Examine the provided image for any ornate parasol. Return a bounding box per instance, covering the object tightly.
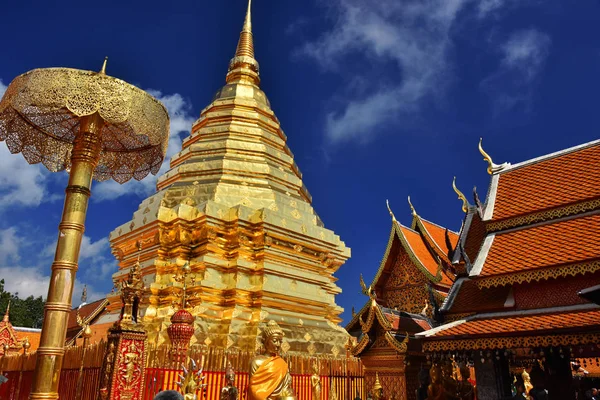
[0,58,170,399]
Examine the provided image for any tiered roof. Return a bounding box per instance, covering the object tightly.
[0,303,41,355]
[420,139,600,350]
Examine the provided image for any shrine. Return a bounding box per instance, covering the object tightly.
[416,139,600,399]
[346,201,457,399]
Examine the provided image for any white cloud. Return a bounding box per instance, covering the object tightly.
[0,79,6,98]
[94,91,195,201]
[482,28,551,113]
[500,29,551,81]
[0,266,104,304]
[0,228,20,264]
[298,0,469,144]
[0,145,49,211]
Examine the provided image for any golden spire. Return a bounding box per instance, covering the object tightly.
[452,176,469,213]
[386,199,397,222]
[227,0,260,85]
[373,372,383,391]
[407,196,417,217]
[2,301,10,323]
[99,56,108,75]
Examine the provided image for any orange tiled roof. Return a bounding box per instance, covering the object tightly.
[13,329,41,352]
[446,279,511,314]
[419,218,459,255]
[480,213,600,277]
[400,226,454,286]
[492,143,600,221]
[67,298,108,330]
[428,308,600,338]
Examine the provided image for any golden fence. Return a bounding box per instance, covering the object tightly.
[0,342,364,400]
[0,341,106,400]
[144,344,365,400]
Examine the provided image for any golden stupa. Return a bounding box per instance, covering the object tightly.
[100,0,351,354]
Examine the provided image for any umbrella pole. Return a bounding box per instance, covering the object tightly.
[30,113,104,400]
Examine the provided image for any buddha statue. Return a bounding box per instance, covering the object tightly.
[441,361,459,400]
[456,365,475,400]
[221,361,239,400]
[310,363,322,400]
[427,365,447,400]
[248,320,296,400]
[521,369,533,395]
[372,373,383,400]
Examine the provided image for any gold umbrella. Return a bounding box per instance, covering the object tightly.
[0,58,170,399]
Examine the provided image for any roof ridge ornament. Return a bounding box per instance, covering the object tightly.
[452,177,470,213]
[99,56,108,75]
[479,138,510,175]
[2,300,10,322]
[386,199,398,222]
[407,196,417,217]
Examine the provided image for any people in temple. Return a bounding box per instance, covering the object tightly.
[153,391,184,400]
[221,361,239,400]
[248,320,296,400]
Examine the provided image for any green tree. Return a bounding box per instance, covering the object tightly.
[0,279,45,328]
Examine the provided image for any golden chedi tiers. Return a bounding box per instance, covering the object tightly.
[105,0,351,355]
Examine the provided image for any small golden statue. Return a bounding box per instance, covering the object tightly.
[248,320,296,400]
[221,361,239,400]
[177,358,207,400]
[372,373,383,400]
[522,369,533,395]
[310,363,322,400]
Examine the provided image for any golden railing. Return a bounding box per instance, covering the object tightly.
[144,344,365,400]
[0,342,364,400]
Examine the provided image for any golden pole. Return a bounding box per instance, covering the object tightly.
[30,113,104,400]
[75,326,92,400]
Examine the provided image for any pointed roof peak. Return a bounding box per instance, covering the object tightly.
[227,0,260,85]
[2,301,10,323]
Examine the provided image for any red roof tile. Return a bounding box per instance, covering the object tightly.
[400,226,454,286]
[67,299,108,330]
[480,213,600,277]
[447,280,511,314]
[492,143,600,221]
[429,308,600,338]
[420,219,459,255]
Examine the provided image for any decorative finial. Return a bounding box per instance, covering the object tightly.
[99,56,108,75]
[452,177,469,213]
[478,138,510,175]
[2,300,10,322]
[386,199,397,222]
[407,196,417,217]
[243,0,252,33]
[81,284,88,304]
[373,372,383,391]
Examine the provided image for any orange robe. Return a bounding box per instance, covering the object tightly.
[249,356,289,400]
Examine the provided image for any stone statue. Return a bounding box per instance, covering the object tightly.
[221,361,239,400]
[248,320,296,400]
[310,363,321,400]
[521,369,533,395]
[456,365,475,400]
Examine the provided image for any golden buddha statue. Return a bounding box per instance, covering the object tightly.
[427,365,447,400]
[372,373,383,400]
[456,365,475,400]
[310,363,322,400]
[522,369,533,395]
[249,320,296,400]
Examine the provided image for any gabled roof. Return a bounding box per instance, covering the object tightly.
[412,216,459,265]
[371,219,455,292]
[66,298,109,345]
[483,140,600,230]
[470,213,600,286]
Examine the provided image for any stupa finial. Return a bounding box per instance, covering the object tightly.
[2,301,10,322]
[99,56,108,75]
[227,0,260,84]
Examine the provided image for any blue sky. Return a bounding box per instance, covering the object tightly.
[0,0,599,322]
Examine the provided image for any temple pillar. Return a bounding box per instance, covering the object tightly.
[474,354,511,399]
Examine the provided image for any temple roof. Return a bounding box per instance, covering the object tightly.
[471,213,600,283]
[420,305,600,340]
[66,298,109,345]
[483,139,600,227]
